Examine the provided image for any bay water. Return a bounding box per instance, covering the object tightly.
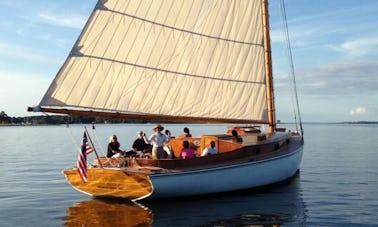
[0,123,377,226]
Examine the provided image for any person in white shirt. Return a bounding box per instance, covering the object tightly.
[143,124,172,159]
[201,141,218,156]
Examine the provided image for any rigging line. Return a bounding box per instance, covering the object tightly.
[90,127,119,168]
[278,1,297,131]
[65,125,86,163]
[279,1,299,129]
[281,2,298,129]
[102,6,263,47]
[78,54,266,85]
[84,127,103,168]
[280,0,303,135]
[90,125,105,157]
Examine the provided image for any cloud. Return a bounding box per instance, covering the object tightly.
[271,26,321,49]
[270,1,378,61]
[37,12,86,29]
[350,107,368,115]
[334,38,378,57]
[294,61,378,95]
[0,42,61,64]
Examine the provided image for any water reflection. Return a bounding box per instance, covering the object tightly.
[65,173,306,226]
[65,199,152,226]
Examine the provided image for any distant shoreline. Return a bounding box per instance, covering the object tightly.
[1,111,377,126]
[299,121,378,125]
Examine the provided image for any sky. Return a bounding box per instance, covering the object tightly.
[0,0,377,122]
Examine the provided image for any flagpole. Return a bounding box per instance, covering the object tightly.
[85,126,103,168]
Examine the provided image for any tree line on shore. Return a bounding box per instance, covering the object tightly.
[1,110,377,125]
[0,111,140,125]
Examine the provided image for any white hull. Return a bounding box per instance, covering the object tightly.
[65,133,303,200]
[147,145,303,199]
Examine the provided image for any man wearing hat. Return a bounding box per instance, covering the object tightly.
[143,124,172,159]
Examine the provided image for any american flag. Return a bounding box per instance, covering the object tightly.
[85,140,94,155]
[77,132,89,183]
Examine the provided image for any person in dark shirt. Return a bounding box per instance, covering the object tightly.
[183,127,192,137]
[132,131,151,157]
[107,135,123,158]
[231,130,243,143]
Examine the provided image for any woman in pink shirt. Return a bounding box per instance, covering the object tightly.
[180,140,196,159]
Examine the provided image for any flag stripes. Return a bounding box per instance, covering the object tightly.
[86,142,93,155]
[77,132,89,183]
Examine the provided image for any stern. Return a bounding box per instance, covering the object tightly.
[63,168,153,200]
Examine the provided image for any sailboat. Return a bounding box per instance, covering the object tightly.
[28,0,303,200]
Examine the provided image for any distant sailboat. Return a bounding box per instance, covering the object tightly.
[28,0,303,200]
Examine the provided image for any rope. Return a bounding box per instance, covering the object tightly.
[65,124,81,157]
[89,124,119,167]
[279,0,304,136]
[65,124,106,167]
[89,125,105,156]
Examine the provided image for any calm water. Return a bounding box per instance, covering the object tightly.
[0,123,377,226]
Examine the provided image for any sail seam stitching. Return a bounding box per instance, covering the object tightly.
[77,54,265,85]
[102,8,263,47]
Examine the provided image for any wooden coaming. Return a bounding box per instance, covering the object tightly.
[94,133,302,173]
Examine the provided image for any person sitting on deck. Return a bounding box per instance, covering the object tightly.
[201,141,218,156]
[107,135,124,158]
[132,131,152,158]
[143,124,172,159]
[231,130,243,143]
[183,127,192,137]
[178,127,192,138]
[180,140,196,159]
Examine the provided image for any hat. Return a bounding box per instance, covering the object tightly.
[153,124,164,130]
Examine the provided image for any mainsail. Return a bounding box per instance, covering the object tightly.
[32,0,274,124]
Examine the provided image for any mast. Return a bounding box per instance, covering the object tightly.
[262,0,276,133]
